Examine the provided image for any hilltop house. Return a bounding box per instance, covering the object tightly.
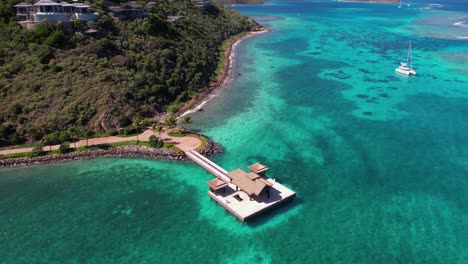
[109,2,149,21]
[192,0,211,9]
[14,0,98,28]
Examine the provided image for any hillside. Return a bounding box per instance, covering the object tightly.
[0,0,259,146]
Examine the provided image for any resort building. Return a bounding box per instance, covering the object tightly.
[109,2,149,21]
[227,167,273,199]
[14,0,98,26]
[192,0,212,9]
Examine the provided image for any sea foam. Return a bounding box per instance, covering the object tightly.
[453,21,468,27]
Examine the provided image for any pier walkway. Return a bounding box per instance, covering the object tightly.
[185,150,230,182]
[185,150,296,222]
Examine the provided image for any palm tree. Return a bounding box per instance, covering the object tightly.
[181,116,192,135]
[165,115,177,134]
[133,117,143,142]
[155,125,163,140]
[80,127,93,147]
[42,134,54,151]
[151,124,157,136]
[68,127,78,149]
[166,105,178,115]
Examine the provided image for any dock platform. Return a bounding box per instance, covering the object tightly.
[185,150,296,222]
[208,179,296,222]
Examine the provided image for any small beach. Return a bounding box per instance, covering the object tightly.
[178,29,270,117]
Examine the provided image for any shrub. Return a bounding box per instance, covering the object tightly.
[106,128,118,136]
[59,142,71,154]
[31,143,45,157]
[74,19,82,31]
[149,135,162,148]
[116,115,131,127]
[124,125,139,135]
[44,29,66,48]
[10,103,23,115]
[93,143,111,149]
[58,131,71,143]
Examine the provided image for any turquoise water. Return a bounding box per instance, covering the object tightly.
[1,1,467,263]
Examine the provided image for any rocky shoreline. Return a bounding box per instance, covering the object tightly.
[0,137,222,168]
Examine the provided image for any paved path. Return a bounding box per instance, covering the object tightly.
[0,129,202,155]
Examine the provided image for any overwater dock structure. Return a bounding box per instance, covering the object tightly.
[185,150,296,222]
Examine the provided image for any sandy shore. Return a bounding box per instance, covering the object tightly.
[178,28,270,117]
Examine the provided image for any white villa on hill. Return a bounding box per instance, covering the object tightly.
[14,0,98,25]
[192,0,211,9]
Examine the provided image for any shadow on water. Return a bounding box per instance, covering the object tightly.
[245,196,303,228]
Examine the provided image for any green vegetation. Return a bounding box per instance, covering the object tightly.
[4,152,33,158]
[165,115,177,133]
[5,148,59,158]
[180,116,192,134]
[31,142,45,156]
[170,145,183,153]
[148,135,163,148]
[192,134,208,151]
[0,138,177,159]
[168,132,185,137]
[0,0,259,147]
[59,142,71,154]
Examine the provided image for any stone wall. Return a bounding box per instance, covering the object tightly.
[0,136,223,168]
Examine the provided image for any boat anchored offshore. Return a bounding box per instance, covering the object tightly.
[395,40,416,76]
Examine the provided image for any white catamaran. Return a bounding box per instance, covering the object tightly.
[395,40,416,76]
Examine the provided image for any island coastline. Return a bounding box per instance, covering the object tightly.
[0,28,268,168]
[179,28,270,117]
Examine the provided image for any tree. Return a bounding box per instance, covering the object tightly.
[59,142,71,154]
[42,133,58,151]
[165,115,177,133]
[58,131,71,143]
[68,127,78,149]
[149,135,162,148]
[31,143,45,157]
[181,116,192,135]
[133,118,142,141]
[155,125,163,140]
[80,127,93,147]
[166,105,178,115]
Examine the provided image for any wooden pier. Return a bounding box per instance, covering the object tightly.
[185,150,296,222]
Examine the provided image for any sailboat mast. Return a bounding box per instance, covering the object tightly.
[406,41,410,65]
[409,40,413,70]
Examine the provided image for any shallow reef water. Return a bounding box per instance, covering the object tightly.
[1,1,467,263]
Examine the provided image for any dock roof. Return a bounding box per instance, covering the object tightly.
[248,162,269,174]
[207,178,228,191]
[227,168,272,197]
